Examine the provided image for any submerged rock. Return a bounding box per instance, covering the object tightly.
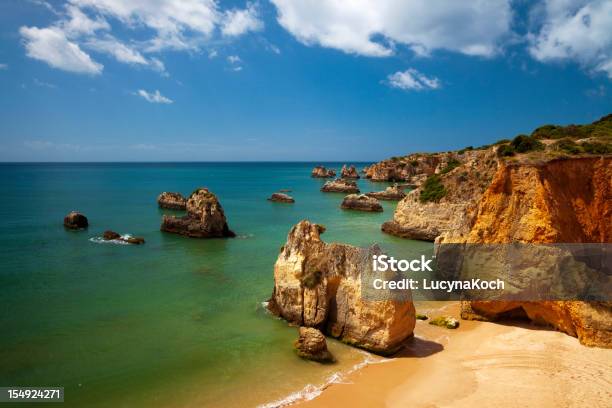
[161,188,235,238]
[340,164,360,179]
[64,211,88,230]
[429,316,459,329]
[157,192,187,210]
[340,194,383,212]
[416,314,428,321]
[320,179,360,193]
[311,166,336,178]
[294,327,334,363]
[268,193,295,203]
[268,220,416,354]
[366,184,406,201]
[102,230,145,245]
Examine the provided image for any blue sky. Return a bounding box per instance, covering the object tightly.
[0,0,610,162]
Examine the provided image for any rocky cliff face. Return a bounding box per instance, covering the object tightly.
[383,148,499,241]
[161,188,235,238]
[268,220,416,354]
[454,156,612,348]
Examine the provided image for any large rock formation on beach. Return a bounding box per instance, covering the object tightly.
[64,211,88,230]
[268,192,295,203]
[294,327,334,363]
[161,188,235,238]
[311,166,336,178]
[366,184,406,201]
[268,220,416,354]
[321,179,360,193]
[157,192,187,210]
[340,164,360,179]
[376,114,612,347]
[341,194,383,212]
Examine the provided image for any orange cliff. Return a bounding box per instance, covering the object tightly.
[448,156,611,348]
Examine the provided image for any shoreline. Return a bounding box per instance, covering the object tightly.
[272,302,612,408]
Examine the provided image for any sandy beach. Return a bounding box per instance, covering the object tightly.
[298,303,612,408]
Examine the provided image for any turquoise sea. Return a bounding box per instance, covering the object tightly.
[0,163,431,407]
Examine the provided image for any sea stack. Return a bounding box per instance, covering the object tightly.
[268,220,416,354]
[340,164,360,179]
[157,192,187,210]
[161,188,235,238]
[320,178,360,193]
[340,194,383,212]
[311,166,336,178]
[268,192,295,203]
[64,211,88,230]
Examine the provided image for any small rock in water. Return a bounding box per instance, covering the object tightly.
[268,192,295,203]
[294,327,334,363]
[103,230,145,245]
[311,166,336,178]
[321,178,360,193]
[64,211,88,230]
[340,164,360,179]
[416,313,429,320]
[429,316,460,329]
[340,194,383,212]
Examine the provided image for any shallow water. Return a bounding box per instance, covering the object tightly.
[0,163,431,407]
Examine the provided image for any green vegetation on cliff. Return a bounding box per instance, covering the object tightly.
[420,175,446,203]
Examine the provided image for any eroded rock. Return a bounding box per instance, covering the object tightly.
[161,188,235,238]
[102,230,145,244]
[157,192,187,210]
[340,194,383,212]
[321,179,360,194]
[268,193,295,203]
[64,211,88,230]
[294,327,334,363]
[340,164,360,179]
[268,220,416,354]
[311,166,336,178]
[366,184,406,201]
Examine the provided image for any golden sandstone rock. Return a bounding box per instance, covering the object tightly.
[268,220,415,354]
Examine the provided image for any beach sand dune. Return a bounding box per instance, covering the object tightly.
[299,303,612,408]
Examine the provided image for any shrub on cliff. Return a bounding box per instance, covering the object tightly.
[582,142,612,154]
[441,158,461,174]
[420,175,446,203]
[554,138,581,154]
[511,134,544,153]
[497,144,515,157]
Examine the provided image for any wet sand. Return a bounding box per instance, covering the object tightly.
[297,303,612,408]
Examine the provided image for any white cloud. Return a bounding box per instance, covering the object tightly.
[386,68,440,91]
[21,0,265,75]
[135,89,173,104]
[72,0,220,51]
[19,26,103,74]
[208,49,218,58]
[528,0,612,78]
[221,3,263,37]
[270,0,513,57]
[61,4,109,35]
[227,55,241,64]
[0,63,7,70]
